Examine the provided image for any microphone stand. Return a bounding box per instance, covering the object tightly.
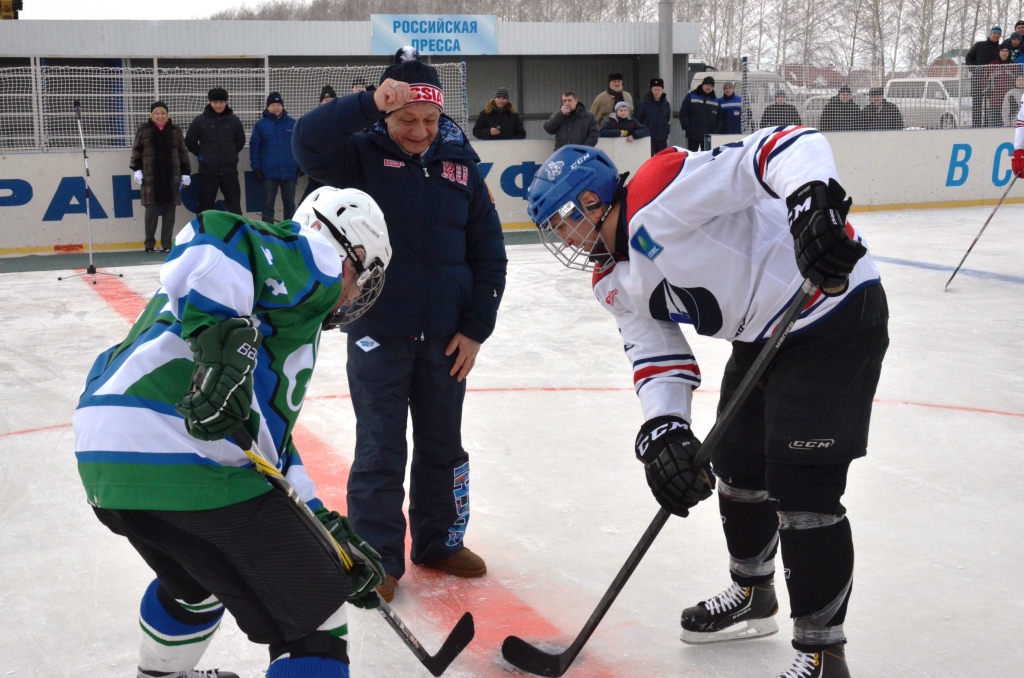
[58,99,123,285]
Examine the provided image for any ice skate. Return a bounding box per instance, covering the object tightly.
[776,643,850,678]
[680,580,779,644]
[138,669,239,678]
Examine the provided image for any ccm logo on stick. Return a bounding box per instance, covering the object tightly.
[788,439,835,449]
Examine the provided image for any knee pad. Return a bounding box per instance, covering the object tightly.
[718,481,779,585]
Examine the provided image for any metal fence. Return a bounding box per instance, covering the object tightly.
[0,63,469,153]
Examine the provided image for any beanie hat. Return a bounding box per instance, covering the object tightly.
[495,87,511,99]
[839,84,852,94]
[150,100,168,113]
[207,87,228,102]
[991,25,1003,34]
[649,78,664,88]
[319,85,337,102]
[702,76,715,86]
[380,46,444,110]
[614,101,631,112]
[266,91,283,107]
[868,86,884,97]
[723,81,735,89]
[608,72,624,82]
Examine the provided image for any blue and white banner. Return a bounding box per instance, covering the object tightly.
[371,14,498,56]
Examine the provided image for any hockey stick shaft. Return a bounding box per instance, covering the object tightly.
[501,278,818,677]
[945,174,1017,290]
[234,429,474,676]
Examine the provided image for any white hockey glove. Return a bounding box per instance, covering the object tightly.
[180,175,191,187]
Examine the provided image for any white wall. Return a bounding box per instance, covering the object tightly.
[0,138,652,255]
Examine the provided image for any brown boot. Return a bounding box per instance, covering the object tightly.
[423,548,487,577]
[376,575,398,603]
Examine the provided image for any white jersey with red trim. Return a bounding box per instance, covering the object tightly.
[592,125,880,424]
[1015,98,1024,149]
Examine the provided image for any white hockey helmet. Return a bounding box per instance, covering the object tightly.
[293,186,393,329]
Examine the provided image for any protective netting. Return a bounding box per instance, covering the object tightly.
[0,63,468,152]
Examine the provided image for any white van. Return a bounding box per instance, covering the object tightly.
[689,70,805,127]
[883,78,971,129]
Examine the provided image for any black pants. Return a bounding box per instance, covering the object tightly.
[197,172,241,215]
[144,202,177,250]
[650,138,668,155]
[93,490,350,648]
[686,137,703,152]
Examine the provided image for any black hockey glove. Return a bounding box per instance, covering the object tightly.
[175,317,261,441]
[786,179,866,297]
[321,511,386,610]
[635,415,715,517]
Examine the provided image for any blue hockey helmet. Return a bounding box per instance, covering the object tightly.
[526,145,623,270]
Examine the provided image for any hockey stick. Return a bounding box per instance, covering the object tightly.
[945,173,1017,290]
[233,429,475,677]
[501,278,818,677]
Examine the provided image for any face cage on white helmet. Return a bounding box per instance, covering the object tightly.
[537,199,613,271]
[322,263,386,331]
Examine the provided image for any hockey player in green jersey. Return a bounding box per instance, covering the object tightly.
[74,187,392,678]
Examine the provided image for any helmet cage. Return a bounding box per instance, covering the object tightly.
[536,197,612,271]
[313,205,388,330]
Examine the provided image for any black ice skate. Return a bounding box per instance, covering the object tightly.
[680,580,779,644]
[137,670,239,678]
[776,643,851,678]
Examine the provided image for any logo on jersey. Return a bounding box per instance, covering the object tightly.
[441,161,469,186]
[384,159,405,168]
[605,288,618,306]
[630,225,663,261]
[264,278,287,296]
[355,336,380,352]
[788,439,835,449]
[544,160,564,180]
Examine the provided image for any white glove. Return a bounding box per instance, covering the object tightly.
[180,175,191,187]
[133,170,143,186]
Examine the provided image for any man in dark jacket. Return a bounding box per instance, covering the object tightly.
[819,85,862,132]
[634,78,672,155]
[472,87,527,140]
[599,101,651,142]
[719,81,743,134]
[860,87,904,130]
[292,47,507,604]
[679,76,723,151]
[967,27,1005,127]
[759,90,803,128]
[185,87,246,215]
[544,91,599,149]
[250,92,298,223]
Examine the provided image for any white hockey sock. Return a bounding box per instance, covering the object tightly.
[137,579,225,672]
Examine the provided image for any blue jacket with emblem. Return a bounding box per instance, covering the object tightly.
[718,93,743,134]
[292,92,507,343]
[250,109,298,180]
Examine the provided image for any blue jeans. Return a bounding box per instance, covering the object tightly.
[345,334,470,579]
[261,178,296,223]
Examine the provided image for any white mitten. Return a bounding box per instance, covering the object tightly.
[133,170,143,186]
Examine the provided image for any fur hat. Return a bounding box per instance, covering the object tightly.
[207,87,228,102]
[380,46,444,110]
[608,72,624,82]
[150,100,168,113]
[649,78,664,88]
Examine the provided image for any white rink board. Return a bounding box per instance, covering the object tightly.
[0,139,651,254]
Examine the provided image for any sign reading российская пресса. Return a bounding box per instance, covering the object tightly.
[371,15,498,56]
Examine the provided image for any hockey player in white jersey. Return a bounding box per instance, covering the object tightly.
[1012,98,1024,175]
[525,127,889,678]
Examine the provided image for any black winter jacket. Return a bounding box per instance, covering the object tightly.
[472,106,526,140]
[598,114,650,139]
[819,97,862,132]
[634,92,672,141]
[759,103,803,128]
[967,38,1004,67]
[185,105,246,175]
[292,92,507,343]
[543,102,599,149]
[679,87,723,140]
[859,101,904,131]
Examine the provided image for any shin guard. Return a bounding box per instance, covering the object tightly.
[138,578,224,673]
[718,482,780,586]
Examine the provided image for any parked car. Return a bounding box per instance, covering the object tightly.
[883,78,971,129]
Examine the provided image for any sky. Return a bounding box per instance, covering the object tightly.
[18,0,252,20]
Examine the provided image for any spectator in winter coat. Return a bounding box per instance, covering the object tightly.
[967,27,1005,127]
[250,92,298,223]
[129,101,191,253]
[1003,22,1024,53]
[1003,75,1024,126]
[472,87,527,140]
[1006,32,1024,61]
[759,90,803,128]
[185,87,246,215]
[859,87,904,130]
[591,72,634,125]
[599,101,650,143]
[292,47,507,603]
[679,76,723,151]
[986,49,1020,126]
[301,85,338,202]
[719,81,743,134]
[634,78,672,155]
[819,85,862,132]
[544,92,599,149]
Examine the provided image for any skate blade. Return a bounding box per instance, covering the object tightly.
[680,617,779,645]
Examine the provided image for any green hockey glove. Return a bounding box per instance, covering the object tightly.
[321,511,386,609]
[175,317,261,441]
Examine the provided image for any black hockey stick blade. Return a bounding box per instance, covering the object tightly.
[501,635,573,677]
[378,602,474,676]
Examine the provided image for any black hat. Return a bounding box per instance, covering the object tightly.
[380,46,444,110]
[266,91,283,107]
[649,78,664,88]
[839,85,852,94]
[608,72,624,82]
[319,85,337,102]
[702,76,716,86]
[495,87,510,99]
[150,100,168,113]
[775,89,787,98]
[868,86,884,97]
[207,87,228,102]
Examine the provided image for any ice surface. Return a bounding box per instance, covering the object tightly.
[2,204,1024,677]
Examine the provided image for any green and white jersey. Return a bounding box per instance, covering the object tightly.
[74,211,343,512]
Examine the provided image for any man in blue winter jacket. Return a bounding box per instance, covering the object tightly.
[250,92,298,223]
[679,76,724,151]
[292,47,507,604]
[719,81,743,134]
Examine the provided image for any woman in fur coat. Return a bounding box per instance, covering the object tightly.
[130,101,192,252]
